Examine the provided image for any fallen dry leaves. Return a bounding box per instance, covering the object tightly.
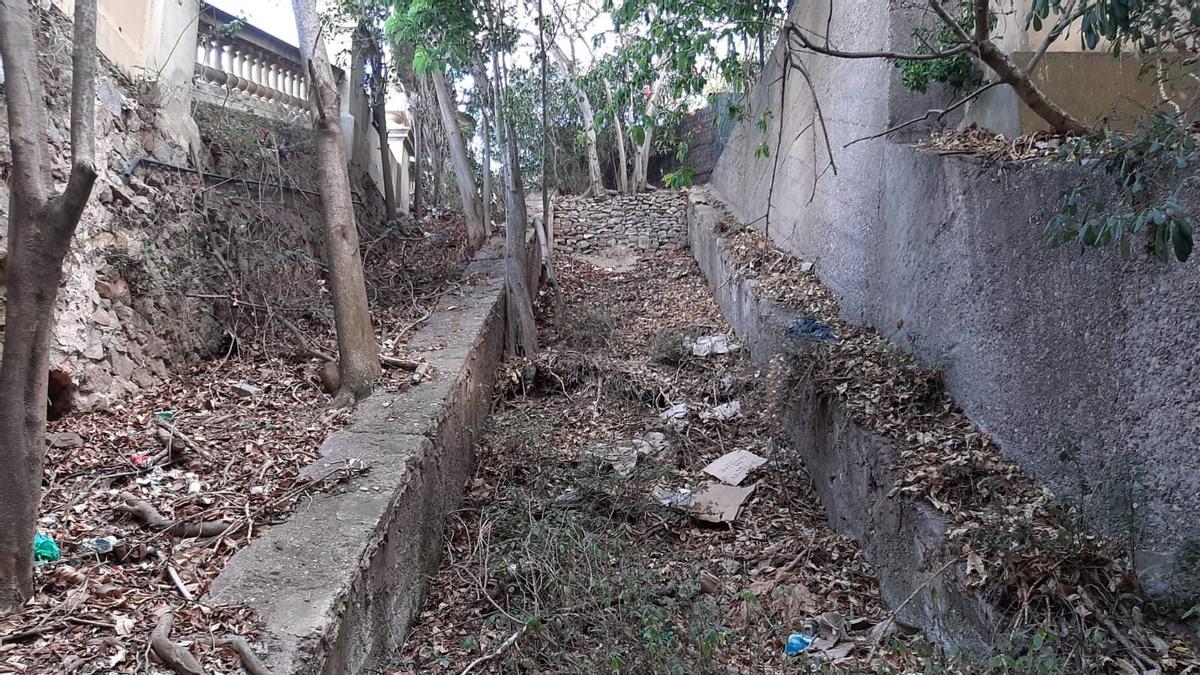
[712,209,1200,672]
[0,216,472,674]
[389,250,936,674]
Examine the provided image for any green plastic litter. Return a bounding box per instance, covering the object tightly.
[33,532,60,564]
[156,411,176,422]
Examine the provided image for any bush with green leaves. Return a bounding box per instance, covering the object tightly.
[1049,112,1196,263]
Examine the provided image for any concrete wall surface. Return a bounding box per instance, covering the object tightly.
[208,240,515,674]
[710,0,1200,599]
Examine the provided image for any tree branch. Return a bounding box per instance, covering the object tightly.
[786,23,972,61]
[0,0,51,203]
[1026,0,1081,74]
[844,81,1002,147]
[60,0,99,227]
[928,0,976,47]
[974,0,990,44]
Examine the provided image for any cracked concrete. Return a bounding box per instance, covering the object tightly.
[207,240,514,674]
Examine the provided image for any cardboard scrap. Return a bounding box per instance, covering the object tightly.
[688,482,755,523]
[702,449,767,486]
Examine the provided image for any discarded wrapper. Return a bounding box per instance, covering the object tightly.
[684,334,741,357]
[700,400,741,422]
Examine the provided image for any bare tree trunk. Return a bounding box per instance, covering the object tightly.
[373,100,398,222]
[536,0,558,282]
[632,128,653,192]
[412,119,424,216]
[547,42,604,196]
[0,0,99,607]
[431,69,487,249]
[606,84,629,194]
[473,59,493,229]
[293,0,380,406]
[491,47,538,356]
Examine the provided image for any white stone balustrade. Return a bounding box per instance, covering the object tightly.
[193,20,307,111]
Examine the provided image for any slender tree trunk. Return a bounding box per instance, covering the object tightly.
[412,119,424,216]
[473,59,493,229]
[632,128,653,192]
[536,0,557,279]
[372,100,398,222]
[547,42,604,196]
[0,0,99,607]
[631,77,664,192]
[293,0,380,406]
[606,84,629,194]
[431,69,487,249]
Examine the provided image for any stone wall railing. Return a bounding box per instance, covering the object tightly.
[554,190,688,255]
[194,7,309,113]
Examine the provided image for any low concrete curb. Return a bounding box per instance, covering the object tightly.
[208,240,514,674]
[687,193,999,654]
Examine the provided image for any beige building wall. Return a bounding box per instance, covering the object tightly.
[965,0,1168,134]
[52,0,201,146]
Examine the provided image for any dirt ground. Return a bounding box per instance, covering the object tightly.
[0,218,471,674]
[386,251,943,674]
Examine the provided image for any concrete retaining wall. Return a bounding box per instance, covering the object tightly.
[709,0,1200,600]
[207,240,518,674]
[688,199,1000,653]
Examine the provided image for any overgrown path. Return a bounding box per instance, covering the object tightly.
[389,251,934,673]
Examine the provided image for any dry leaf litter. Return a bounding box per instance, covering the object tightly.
[388,250,950,674]
[0,216,472,674]
[705,198,1200,673]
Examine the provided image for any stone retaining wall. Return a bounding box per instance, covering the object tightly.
[553,190,688,255]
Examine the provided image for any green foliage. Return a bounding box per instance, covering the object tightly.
[1048,113,1197,263]
[386,0,499,72]
[1028,0,1197,55]
[662,165,694,188]
[1027,2,1200,263]
[893,2,982,94]
[988,627,1068,674]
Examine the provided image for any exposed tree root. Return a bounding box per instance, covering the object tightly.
[117,492,233,538]
[201,635,274,675]
[149,613,204,675]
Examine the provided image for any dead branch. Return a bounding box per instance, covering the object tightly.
[460,627,524,674]
[380,355,422,371]
[167,565,195,602]
[117,492,232,539]
[843,81,1002,148]
[1079,589,1157,670]
[280,315,335,363]
[154,417,207,458]
[200,635,273,675]
[150,613,205,675]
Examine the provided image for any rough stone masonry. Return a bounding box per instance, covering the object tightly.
[553,190,688,255]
